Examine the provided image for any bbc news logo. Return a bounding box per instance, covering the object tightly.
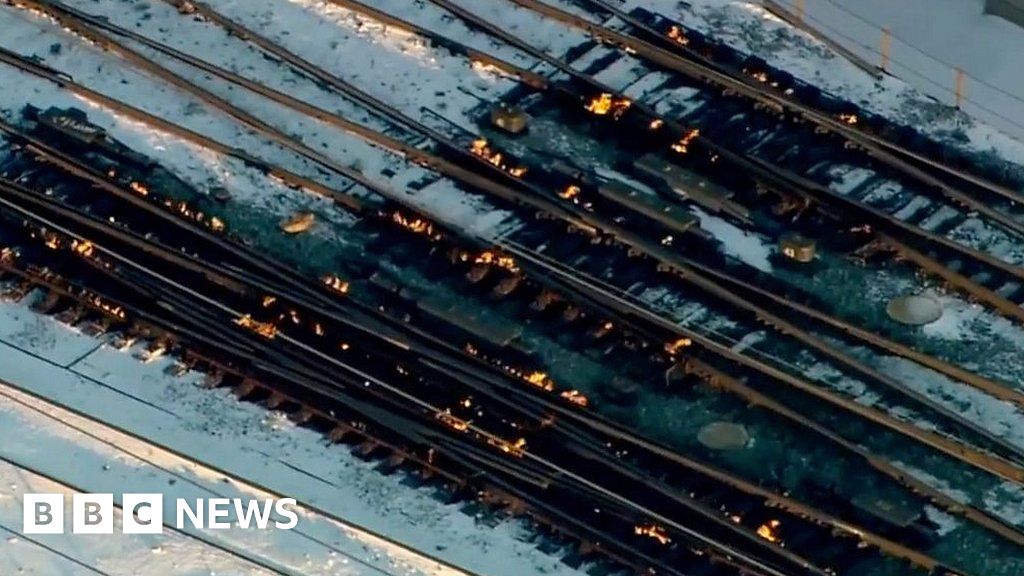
[23,493,299,534]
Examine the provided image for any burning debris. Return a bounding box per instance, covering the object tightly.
[71,239,94,257]
[129,181,150,196]
[160,198,226,233]
[664,337,692,356]
[437,409,470,432]
[488,436,527,457]
[524,371,555,391]
[560,389,589,407]
[559,184,581,201]
[234,314,278,339]
[472,250,519,273]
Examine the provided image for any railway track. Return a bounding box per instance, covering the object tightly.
[553,0,1024,207]
[6,2,1024,569]
[489,0,1024,227]
[2,4,1024,561]
[42,0,1024,394]
[378,0,1024,327]
[30,0,1024,459]
[0,380,486,576]
[0,161,881,576]
[229,0,1024,399]
[0,100,1012,576]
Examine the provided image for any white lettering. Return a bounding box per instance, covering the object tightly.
[233,499,274,529]
[207,498,231,529]
[273,498,299,530]
[176,499,204,529]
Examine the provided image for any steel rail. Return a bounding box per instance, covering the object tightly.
[502,238,1024,484]
[8,5,1024,557]
[503,0,1024,234]
[0,185,813,576]
[3,6,1021,514]
[0,223,700,573]
[272,0,1024,388]
[497,239,1024,550]
[414,0,1024,315]
[0,383,478,576]
[576,0,1024,210]
[0,152,991,573]
[130,0,1024,424]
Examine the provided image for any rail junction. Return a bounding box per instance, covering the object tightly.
[1,1,1023,575]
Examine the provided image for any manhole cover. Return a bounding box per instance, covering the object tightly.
[697,422,750,450]
[886,295,943,326]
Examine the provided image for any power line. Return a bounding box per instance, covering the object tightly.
[767,0,1024,137]
[809,0,1024,106]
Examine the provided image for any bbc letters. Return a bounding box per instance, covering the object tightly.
[24,493,299,534]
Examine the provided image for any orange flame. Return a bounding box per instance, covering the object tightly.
[635,524,671,545]
[667,25,689,46]
[585,93,632,120]
[671,128,701,154]
[756,520,782,543]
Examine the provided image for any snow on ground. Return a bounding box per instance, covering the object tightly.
[689,206,774,272]
[0,6,350,193]
[0,460,276,576]
[0,2,521,240]
[3,0,1024,561]
[0,383,440,576]
[18,0,1024,419]
[214,0,517,131]
[0,6,361,230]
[442,0,591,57]
[923,292,1013,342]
[984,483,1024,526]
[846,345,1024,449]
[368,0,543,70]
[632,0,1024,171]
[777,0,1024,144]
[898,460,1024,532]
[0,298,589,576]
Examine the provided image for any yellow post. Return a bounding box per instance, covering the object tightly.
[955,68,966,108]
[880,27,891,72]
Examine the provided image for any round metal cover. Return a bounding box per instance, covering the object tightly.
[886,295,943,326]
[697,421,750,450]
